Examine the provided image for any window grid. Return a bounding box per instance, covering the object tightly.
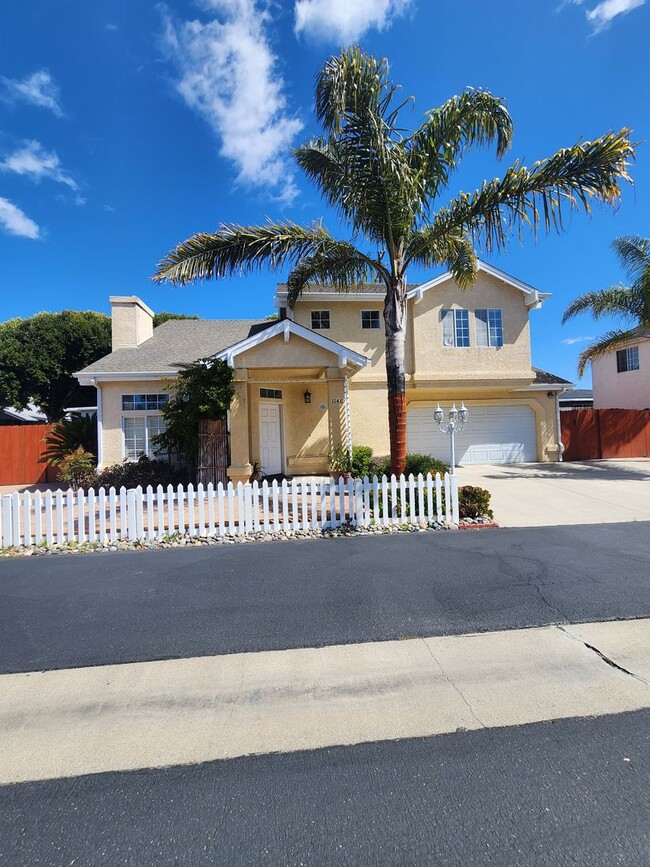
[616,346,640,373]
[361,310,381,329]
[311,310,330,330]
[454,309,470,347]
[260,388,282,399]
[122,393,169,411]
[122,415,166,460]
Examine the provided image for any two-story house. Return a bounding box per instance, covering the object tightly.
[75,261,571,482]
[590,326,650,410]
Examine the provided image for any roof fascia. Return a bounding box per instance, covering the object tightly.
[75,371,176,385]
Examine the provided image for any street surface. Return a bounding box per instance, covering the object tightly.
[1,522,648,865]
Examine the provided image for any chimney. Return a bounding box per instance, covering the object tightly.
[109,296,154,351]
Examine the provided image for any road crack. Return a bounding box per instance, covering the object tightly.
[421,639,486,728]
[557,626,649,686]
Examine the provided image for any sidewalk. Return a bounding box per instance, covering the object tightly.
[1,618,648,784]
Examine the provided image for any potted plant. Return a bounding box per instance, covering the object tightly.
[329,444,352,481]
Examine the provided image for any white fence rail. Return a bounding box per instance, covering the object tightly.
[0,473,459,548]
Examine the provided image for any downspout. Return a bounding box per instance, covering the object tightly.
[91,378,103,469]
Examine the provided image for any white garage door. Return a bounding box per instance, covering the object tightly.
[407,405,537,465]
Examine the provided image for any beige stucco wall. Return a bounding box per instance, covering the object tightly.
[410,272,533,381]
[592,339,650,409]
[238,333,335,369]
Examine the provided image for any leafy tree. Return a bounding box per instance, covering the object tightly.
[0,311,111,421]
[153,47,633,475]
[153,312,199,327]
[155,359,234,472]
[563,236,649,376]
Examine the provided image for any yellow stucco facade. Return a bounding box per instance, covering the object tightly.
[85,265,565,478]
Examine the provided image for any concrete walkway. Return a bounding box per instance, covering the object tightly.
[1,617,647,784]
[457,459,650,527]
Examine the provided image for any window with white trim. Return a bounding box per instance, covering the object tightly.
[441,309,470,347]
[311,310,330,330]
[616,346,640,373]
[475,309,504,347]
[361,310,380,329]
[121,393,168,460]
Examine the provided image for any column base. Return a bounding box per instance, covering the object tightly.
[228,464,253,485]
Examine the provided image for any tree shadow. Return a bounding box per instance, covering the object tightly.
[465,460,650,483]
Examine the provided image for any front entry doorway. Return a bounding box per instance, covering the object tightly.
[259,402,283,475]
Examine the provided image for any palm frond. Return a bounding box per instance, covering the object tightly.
[562,286,641,324]
[576,328,639,377]
[612,235,650,283]
[403,228,478,288]
[432,129,633,253]
[406,89,513,203]
[315,47,392,134]
[153,220,343,285]
[286,243,376,307]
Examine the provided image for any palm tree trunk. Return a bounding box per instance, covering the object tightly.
[384,276,407,477]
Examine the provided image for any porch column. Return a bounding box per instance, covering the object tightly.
[326,368,346,451]
[227,367,253,485]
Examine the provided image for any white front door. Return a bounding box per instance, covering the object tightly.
[259,403,283,475]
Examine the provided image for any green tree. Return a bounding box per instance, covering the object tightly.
[153,312,199,327]
[563,236,649,376]
[0,311,111,421]
[155,359,234,473]
[153,48,633,475]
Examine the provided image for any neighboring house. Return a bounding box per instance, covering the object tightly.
[75,261,571,482]
[559,388,593,411]
[0,404,48,425]
[591,327,650,410]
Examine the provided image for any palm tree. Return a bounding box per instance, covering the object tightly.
[563,236,649,376]
[153,48,633,475]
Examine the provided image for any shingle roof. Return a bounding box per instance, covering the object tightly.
[77,319,273,375]
[275,283,419,295]
[533,367,572,385]
[559,388,593,401]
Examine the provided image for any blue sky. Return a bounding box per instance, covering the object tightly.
[1,0,648,385]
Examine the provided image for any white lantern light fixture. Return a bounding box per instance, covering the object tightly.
[434,401,470,473]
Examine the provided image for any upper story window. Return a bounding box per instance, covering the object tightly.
[122,393,169,411]
[441,309,470,348]
[616,346,639,373]
[475,309,504,347]
[361,310,381,329]
[311,310,330,330]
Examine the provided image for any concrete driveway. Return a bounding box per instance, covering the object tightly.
[456,459,650,527]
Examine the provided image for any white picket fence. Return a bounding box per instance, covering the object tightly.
[0,473,459,548]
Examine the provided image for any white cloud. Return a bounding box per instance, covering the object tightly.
[105,23,119,31]
[294,0,412,42]
[0,198,40,239]
[562,336,594,345]
[104,204,116,212]
[1,69,63,117]
[161,1,303,204]
[586,0,645,31]
[0,140,78,191]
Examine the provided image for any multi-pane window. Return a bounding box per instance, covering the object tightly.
[122,415,166,460]
[121,393,168,460]
[361,310,381,329]
[441,309,470,347]
[260,388,282,399]
[311,310,330,330]
[616,346,640,373]
[121,394,169,411]
[476,309,504,347]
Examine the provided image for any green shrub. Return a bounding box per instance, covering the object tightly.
[41,414,97,466]
[351,445,373,478]
[57,447,96,490]
[368,455,391,477]
[405,453,450,477]
[328,443,352,474]
[458,485,493,519]
[97,455,185,490]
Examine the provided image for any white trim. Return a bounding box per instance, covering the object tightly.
[407,260,551,309]
[211,319,369,368]
[75,370,176,385]
[512,383,572,392]
[95,386,103,469]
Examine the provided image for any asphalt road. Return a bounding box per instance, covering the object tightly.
[1,710,647,866]
[1,522,649,673]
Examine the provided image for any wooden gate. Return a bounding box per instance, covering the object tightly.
[0,423,56,486]
[197,419,229,485]
[561,409,650,460]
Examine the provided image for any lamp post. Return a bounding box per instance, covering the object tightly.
[433,402,469,474]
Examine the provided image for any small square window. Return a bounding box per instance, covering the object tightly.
[616,346,640,373]
[361,310,381,329]
[311,310,330,330]
[260,388,282,399]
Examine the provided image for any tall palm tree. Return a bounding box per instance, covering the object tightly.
[153,47,633,475]
[563,236,649,376]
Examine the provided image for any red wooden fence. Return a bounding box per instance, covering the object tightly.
[0,424,56,486]
[561,409,650,461]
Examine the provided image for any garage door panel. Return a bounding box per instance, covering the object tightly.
[407,405,537,465]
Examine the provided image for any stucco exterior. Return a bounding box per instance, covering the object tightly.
[592,337,650,410]
[78,262,567,478]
